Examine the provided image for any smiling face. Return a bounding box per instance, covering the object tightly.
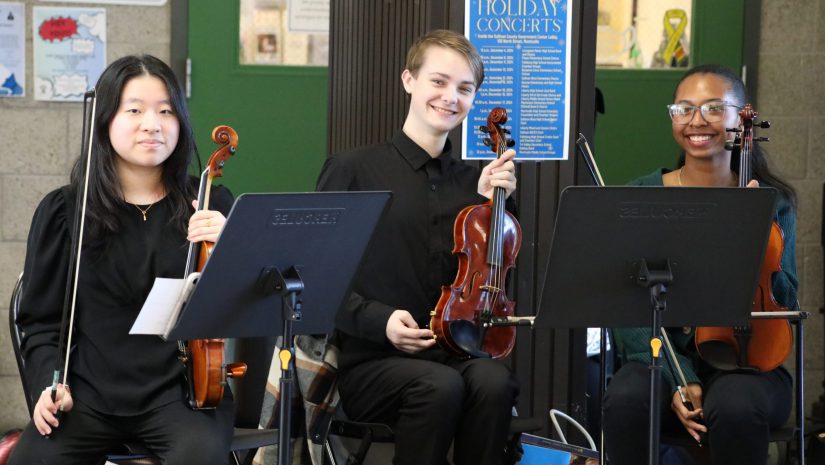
[671,73,741,161]
[109,74,180,174]
[401,45,477,137]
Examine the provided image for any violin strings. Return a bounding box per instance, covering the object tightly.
[491,139,506,320]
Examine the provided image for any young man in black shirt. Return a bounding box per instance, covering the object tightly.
[317,29,519,465]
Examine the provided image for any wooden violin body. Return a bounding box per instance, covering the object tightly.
[694,104,793,372]
[184,125,246,409]
[430,107,520,359]
[431,203,521,359]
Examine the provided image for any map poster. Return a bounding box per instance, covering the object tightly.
[33,6,106,102]
[0,2,25,97]
[463,0,572,161]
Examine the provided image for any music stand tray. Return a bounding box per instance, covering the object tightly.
[537,186,777,329]
[536,185,777,465]
[167,191,391,340]
[168,191,391,465]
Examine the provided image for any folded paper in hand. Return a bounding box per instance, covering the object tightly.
[129,272,200,339]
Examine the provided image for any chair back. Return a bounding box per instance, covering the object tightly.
[8,272,33,414]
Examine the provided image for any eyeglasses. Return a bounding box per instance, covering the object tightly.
[666,102,741,124]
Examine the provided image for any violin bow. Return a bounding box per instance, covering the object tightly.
[52,89,97,414]
[660,327,705,446]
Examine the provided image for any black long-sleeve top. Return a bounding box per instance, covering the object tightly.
[18,181,233,415]
[316,131,512,371]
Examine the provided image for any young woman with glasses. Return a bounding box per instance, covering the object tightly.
[602,64,798,465]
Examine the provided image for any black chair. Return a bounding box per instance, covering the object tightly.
[9,272,279,465]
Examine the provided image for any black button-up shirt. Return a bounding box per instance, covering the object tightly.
[316,131,495,370]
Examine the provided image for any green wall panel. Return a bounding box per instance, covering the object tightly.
[188,1,328,195]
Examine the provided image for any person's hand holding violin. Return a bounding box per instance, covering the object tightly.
[33,384,73,436]
[478,149,517,199]
[386,310,436,354]
[671,383,707,443]
[187,200,227,243]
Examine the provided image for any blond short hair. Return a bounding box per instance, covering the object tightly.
[405,29,484,88]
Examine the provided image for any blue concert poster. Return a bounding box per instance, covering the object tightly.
[463,0,572,161]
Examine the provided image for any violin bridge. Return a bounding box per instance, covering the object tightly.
[479,285,502,292]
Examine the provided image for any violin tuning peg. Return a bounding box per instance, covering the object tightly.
[483,138,492,146]
[506,140,515,148]
[755,137,770,142]
[502,128,511,134]
[724,141,739,151]
[479,126,489,133]
[726,127,742,133]
[758,120,771,129]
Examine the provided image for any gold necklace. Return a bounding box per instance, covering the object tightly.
[678,167,738,187]
[134,202,155,221]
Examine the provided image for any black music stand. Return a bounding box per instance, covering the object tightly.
[167,191,391,465]
[535,186,777,465]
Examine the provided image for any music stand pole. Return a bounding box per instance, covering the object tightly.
[599,328,606,465]
[259,265,305,465]
[637,259,672,465]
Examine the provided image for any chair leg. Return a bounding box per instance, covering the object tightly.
[348,429,374,465]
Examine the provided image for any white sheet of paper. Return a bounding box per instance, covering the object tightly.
[130,273,199,338]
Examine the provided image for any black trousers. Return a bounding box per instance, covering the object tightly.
[338,349,520,465]
[603,361,792,465]
[8,396,234,465]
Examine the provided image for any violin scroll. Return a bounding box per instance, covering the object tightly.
[207,125,238,178]
[482,108,515,156]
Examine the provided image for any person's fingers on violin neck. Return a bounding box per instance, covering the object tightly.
[478,149,518,199]
[489,175,517,198]
[187,210,226,242]
[746,179,760,188]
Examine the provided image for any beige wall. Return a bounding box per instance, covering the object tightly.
[758,0,825,421]
[0,0,172,431]
[0,0,823,439]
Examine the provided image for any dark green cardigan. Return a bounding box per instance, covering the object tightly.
[613,168,799,393]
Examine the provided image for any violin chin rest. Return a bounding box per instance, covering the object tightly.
[696,340,745,371]
[449,320,491,359]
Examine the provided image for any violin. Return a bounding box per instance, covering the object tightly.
[430,107,521,359]
[694,104,793,372]
[181,125,247,409]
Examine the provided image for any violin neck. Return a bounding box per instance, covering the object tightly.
[486,186,506,267]
[184,168,212,276]
[738,137,751,188]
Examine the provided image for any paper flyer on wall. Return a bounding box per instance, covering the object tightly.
[463,0,572,161]
[0,2,25,97]
[33,6,106,102]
